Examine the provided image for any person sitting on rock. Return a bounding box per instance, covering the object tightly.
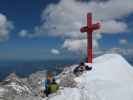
[73,62,92,76]
[43,71,53,97]
[47,78,59,95]
[85,57,92,71]
[73,62,85,76]
[84,63,92,71]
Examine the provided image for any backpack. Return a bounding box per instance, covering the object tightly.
[85,66,92,71]
[48,83,59,93]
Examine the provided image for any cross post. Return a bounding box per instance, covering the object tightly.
[80,13,100,64]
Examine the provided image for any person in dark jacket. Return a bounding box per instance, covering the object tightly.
[43,71,53,97]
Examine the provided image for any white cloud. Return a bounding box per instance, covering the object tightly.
[94,47,133,57]
[62,38,99,52]
[18,29,36,38]
[51,49,60,55]
[18,30,28,37]
[101,20,128,34]
[106,47,133,56]
[0,13,14,41]
[63,39,86,52]
[62,41,133,56]
[119,39,128,45]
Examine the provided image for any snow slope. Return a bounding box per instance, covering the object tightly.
[44,54,133,100]
[78,54,133,83]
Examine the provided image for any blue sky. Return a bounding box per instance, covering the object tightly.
[0,0,133,61]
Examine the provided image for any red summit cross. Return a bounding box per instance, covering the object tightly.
[80,13,100,64]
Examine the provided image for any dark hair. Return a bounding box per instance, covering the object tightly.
[53,78,55,82]
[80,62,84,66]
[47,71,53,77]
[52,78,56,84]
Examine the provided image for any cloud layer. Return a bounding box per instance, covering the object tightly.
[41,0,132,52]
[40,0,132,36]
[0,13,14,41]
[95,47,133,57]
[18,0,133,54]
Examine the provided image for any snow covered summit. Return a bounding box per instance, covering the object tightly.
[47,53,133,100]
[84,53,133,82]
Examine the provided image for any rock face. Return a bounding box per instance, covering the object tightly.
[0,73,32,100]
[0,53,133,100]
[27,70,47,96]
[0,70,48,100]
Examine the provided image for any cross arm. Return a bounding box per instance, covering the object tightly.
[92,23,100,30]
[80,26,88,33]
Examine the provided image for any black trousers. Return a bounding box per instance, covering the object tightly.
[44,89,50,97]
